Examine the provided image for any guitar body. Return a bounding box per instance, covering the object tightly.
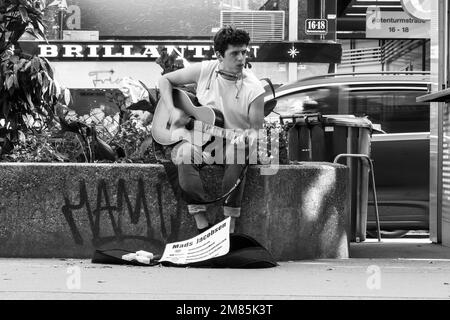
[152,88,225,146]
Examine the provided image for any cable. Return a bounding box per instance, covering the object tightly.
[194,162,249,205]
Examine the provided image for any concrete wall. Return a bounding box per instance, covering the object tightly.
[0,163,349,261]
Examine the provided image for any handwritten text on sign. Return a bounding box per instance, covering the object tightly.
[159,218,231,265]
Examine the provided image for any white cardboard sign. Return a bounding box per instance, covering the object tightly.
[159,217,231,265]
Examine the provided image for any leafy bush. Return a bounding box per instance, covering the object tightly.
[0,0,67,154]
[2,126,65,162]
[0,109,159,163]
[109,118,156,163]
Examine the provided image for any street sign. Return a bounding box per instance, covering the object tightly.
[305,19,328,35]
[366,7,430,39]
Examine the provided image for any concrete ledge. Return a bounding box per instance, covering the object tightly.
[0,163,349,261]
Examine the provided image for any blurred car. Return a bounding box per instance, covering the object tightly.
[263,71,431,237]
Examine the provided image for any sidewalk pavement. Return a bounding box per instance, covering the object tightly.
[1,239,450,300]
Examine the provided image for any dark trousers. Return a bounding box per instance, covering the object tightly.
[173,141,247,217]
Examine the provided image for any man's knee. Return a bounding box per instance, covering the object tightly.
[177,163,201,185]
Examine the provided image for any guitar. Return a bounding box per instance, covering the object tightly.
[151,87,262,149]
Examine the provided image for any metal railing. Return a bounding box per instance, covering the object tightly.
[334,153,382,242]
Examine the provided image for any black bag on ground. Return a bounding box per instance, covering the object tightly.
[92,233,278,269]
[162,233,278,269]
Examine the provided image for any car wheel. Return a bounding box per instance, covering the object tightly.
[366,230,409,239]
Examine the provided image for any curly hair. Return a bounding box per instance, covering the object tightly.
[213,25,250,57]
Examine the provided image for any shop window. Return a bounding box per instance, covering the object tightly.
[266,87,337,122]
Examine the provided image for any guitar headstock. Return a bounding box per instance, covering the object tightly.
[256,133,269,164]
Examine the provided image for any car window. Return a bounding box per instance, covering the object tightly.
[266,84,430,134]
[266,87,337,121]
[346,90,430,133]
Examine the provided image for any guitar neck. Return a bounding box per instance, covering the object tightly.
[193,120,243,142]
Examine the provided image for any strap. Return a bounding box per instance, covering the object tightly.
[259,77,276,99]
[260,77,282,124]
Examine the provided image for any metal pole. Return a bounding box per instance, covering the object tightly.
[320,0,325,41]
[59,10,64,40]
[368,159,381,242]
[288,0,298,82]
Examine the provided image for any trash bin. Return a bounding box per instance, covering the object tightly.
[285,114,373,242]
[285,113,325,162]
[322,116,373,242]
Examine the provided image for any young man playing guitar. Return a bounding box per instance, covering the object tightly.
[157,26,265,234]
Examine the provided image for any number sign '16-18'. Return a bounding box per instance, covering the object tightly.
[305,19,328,35]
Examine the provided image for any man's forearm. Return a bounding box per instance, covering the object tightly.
[158,77,175,111]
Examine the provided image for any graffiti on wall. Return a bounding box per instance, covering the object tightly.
[62,176,183,247]
[88,70,123,87]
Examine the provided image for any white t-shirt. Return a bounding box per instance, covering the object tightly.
[196,60,265,130]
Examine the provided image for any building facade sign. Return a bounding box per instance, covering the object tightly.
[19,41,342,64]
[366,7,430,39]
[305,19,329,36]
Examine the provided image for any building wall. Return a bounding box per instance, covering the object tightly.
[65,0,223,37]
[261,0,336,41]
[47,0,340,90]
[63,0,337,41]
[61,0,276,38]
[251,62,289,84]
[51,61,162,89]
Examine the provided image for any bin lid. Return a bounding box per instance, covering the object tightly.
[280,113,322,126]
[322,115,373,129]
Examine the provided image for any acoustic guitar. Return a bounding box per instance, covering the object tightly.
[151,87,260,149]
